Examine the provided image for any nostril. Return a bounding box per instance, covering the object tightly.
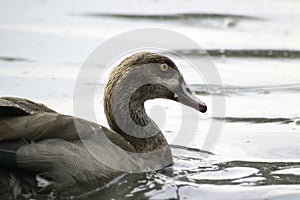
[186,87,192,94]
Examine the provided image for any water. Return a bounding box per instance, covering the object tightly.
[1,0,300,199]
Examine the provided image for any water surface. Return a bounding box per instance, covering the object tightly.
[0,0,300,199]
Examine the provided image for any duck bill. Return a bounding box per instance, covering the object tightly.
[173,83,207,113]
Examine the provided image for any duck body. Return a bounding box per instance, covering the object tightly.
[0,52,206,198]
[0,97,172,197]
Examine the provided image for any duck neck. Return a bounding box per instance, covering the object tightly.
[104,86,168,153]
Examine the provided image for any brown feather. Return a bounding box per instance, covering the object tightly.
[0,121,18,142]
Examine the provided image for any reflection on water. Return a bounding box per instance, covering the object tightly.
[0,0,300,199]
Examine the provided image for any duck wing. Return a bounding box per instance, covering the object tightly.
[0,97,83,143]
[0,97,133,146]
[0,97,135,168]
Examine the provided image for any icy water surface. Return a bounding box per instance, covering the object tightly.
[1,0,300,199]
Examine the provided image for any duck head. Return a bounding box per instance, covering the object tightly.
[104,52,207,152]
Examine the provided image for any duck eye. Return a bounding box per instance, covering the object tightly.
[160,64,168,72]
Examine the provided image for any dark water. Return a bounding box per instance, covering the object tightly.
[84,159,300,200]
[30,150,300,199]
[0,0,300,199]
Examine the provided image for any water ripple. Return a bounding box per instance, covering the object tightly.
[214,117,295,124]
[56,159,300,199]
[172,49,300,58]
[192,84,300,96]
[0,56,33,63]
[79,12,261,21]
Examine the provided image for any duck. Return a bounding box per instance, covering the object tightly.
[0,52,207,198]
